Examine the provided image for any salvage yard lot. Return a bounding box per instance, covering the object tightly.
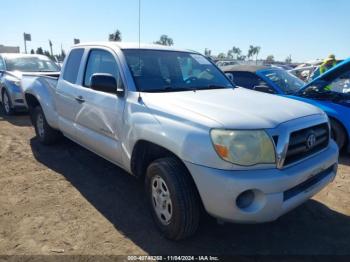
[0,111,349,255]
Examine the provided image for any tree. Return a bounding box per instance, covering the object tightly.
[247,45,261,63]
[109,29,122,42]
[204,48,211,57]
[231,46,242,59]
[59,49,66,61]
[227,50,233,59]
[285,55,292,64]
[266,55,275,64]
[30,49,35,54]
[217,53,226,59]
[155,35,174,46]
[247,45,255,60]
[237,55,246,61]
[36,47,44,55]
[43,50,55,60]
[254,46,261,63]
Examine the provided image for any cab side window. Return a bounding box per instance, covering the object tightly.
[63,48,84,84]
[84,49,121,88]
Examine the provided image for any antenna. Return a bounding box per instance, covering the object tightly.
[137,0,142,102]
[138,0,141,49]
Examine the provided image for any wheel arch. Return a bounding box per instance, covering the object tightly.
[25,93,41,124]
[328,115,348,149]
[131,140,183,179]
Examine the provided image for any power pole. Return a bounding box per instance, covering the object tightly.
[49,40,53,57]
[24,34,27,54]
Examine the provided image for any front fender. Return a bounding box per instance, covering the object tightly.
[23,76,59,129]
[121,93,240,171]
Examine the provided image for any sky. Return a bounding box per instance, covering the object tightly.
[1,0,349,62]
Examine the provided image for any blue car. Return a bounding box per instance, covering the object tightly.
[223,61,350,151]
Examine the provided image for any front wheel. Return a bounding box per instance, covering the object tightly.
[33,106,60,145]
[145,157,200,240]
[2,90,14,115]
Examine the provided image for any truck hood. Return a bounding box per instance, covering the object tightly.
[141,87,323,129]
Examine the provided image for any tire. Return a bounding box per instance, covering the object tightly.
[330,119,346,151]
[33,106,60,145]
[2,89,14,115]
[145,157,200,240]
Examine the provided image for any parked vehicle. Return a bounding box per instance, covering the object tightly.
[289,65,318,82]
[222,63,350,151]
[23,42,338,240]
[216,60,237,68]
[0,53,60,115]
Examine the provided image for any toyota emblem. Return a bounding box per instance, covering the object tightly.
[306,133,317,150]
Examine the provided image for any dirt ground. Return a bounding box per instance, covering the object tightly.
[0,111,349,256]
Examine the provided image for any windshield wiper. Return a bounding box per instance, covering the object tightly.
[145,86,195,93]
[199,84,232,90]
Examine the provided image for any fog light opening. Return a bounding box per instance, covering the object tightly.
[236,190,255,209]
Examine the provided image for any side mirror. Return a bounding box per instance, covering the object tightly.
[225,73,234,83]
[90,73,124,97]
[253,85,276,94]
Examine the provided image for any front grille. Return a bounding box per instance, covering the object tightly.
[283,165,334,201]
[284,123,329,166]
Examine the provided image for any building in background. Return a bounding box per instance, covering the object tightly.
[0,45,20,53]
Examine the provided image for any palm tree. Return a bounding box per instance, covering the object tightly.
[247,45,255,60]
[231,46,242,59]
[247,45,261,64]
[254,46,261,64]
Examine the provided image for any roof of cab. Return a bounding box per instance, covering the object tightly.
[221,64,269,73]
[74,41,197,53]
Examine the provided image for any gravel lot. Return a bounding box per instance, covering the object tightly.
[0,111,349,256]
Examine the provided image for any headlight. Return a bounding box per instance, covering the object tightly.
[211,129,276,166]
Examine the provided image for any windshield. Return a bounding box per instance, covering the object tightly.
[302,71,350,95]
[5,56,60,72]
[123,49,233,92]
[260,69,305,94]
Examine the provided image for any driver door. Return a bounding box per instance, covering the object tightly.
[73,48,126,165]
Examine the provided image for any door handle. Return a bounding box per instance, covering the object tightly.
[75,96,85,103]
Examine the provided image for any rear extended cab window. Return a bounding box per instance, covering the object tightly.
[63,48,84,84]
[0,56,5,71]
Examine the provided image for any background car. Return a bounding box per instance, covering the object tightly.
[223,63,350,151]
[0,53,60,115]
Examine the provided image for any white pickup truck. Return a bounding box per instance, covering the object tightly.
[23,42,338,240]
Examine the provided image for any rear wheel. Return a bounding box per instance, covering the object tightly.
[2,90,14,115]
[145,157,200,240]
[330,119,346,150]
[33,106,60,145]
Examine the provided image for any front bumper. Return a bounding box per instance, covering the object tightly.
[11,92,27,108]
[185,140,339,223]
